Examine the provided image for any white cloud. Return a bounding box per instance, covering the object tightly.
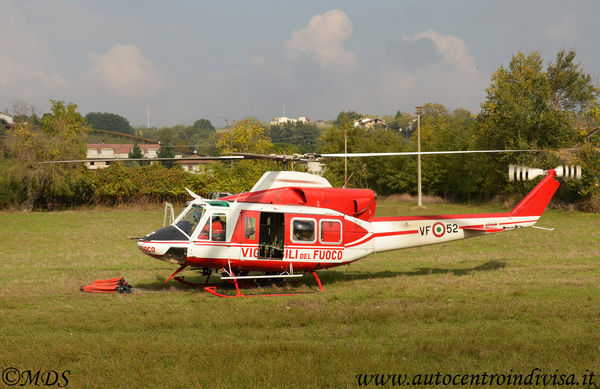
[284,9,356,69]
[82,43,164,97]
[392,29,484,109]
[250,56,267,68]
[405,29,478,72]
[544,15,580,42]
[0,2,67,91]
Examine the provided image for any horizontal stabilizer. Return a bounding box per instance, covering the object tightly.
[462,226,504,233]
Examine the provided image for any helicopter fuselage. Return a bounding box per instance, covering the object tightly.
[138,170,559,276]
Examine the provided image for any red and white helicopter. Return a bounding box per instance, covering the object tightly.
[137,162,581,297]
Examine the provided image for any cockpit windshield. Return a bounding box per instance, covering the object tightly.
[175,205,205,237]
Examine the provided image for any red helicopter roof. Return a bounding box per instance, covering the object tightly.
[221,172,377,221]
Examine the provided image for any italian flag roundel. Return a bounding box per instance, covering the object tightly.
[432,222,445,238]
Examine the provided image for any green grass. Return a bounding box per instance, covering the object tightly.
[1,202,599,388]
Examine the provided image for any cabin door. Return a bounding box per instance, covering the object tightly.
[258,212,285,260]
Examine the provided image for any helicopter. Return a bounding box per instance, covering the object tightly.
[136,162,581,297]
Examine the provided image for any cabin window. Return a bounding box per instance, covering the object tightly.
[196,212,226,241]
[198,220,210,240]
[244,217,256,240]
[211,213,226,241]
[320,219,342,244]
[291,218,316,243]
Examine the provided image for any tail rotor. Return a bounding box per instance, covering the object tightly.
[553,165,582,180]
[509,164,581,181]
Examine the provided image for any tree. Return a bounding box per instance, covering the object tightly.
[192,118,215,131]
[389,111,415,134]
[568,143,600,211]
[477,50,595,151]
[473,49,597,198]
[318,119,407,192]
[85,112,133,135]
[212,120,277,191]
[547,49,599,113]
[128,142,148,167]
[7,100,90,210]
[157,145,175,168]
[333,111,363,126]
[0,118,9,138]
[266,121,322,153]
[9,99,39,124]
[417,105,478,200]
[129,143,143,159]
[158,127,177,147]
[216,119,274,154]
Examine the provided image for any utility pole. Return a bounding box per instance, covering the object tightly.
[147,105,150,128]
[344,125,348,188]
[416,106,423,207]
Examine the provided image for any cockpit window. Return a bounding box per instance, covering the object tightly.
[175,205,205,236]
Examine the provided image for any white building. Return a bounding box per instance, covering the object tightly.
[86,143,161,169]
[176,156,211,173]
[270,116,310,126]
[353,117,388,129]
[0,112,14,124]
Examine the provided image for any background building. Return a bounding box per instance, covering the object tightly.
[85,143,160,169]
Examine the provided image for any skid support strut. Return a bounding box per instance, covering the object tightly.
[312,271,324,292]
[164,265,186,284]
[164,265,220,287]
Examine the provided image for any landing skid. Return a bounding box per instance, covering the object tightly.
[204,271,324,298]
[163,265,324,297]
[164,265,255,288]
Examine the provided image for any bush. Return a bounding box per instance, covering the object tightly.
[565,143,600,211]
[0,161,25,208]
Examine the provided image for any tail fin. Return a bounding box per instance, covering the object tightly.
[510,170,560,217]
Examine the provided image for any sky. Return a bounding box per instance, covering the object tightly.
[1,0,599,128]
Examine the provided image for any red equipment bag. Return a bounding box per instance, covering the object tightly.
[80,277,133,294]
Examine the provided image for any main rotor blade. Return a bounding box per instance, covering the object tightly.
[38,156,245,164]
[230,152,286,161]
[315,149,539,158]
[38,149,540,164]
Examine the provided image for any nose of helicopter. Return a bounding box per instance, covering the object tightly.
[140,225,189,242]
[137,226,189,265]
[136,239,147,251]
[137,238,160,256]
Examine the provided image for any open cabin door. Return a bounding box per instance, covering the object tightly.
[258,212,285,260]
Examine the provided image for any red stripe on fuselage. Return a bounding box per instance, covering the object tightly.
[373,230,419,238]
[372,213,509,222]
[344,229,419,248]
[139,240,188,244]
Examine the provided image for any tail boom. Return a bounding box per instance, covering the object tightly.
[370,171,559,253]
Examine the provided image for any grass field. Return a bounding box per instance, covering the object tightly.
[1,201,599,388]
